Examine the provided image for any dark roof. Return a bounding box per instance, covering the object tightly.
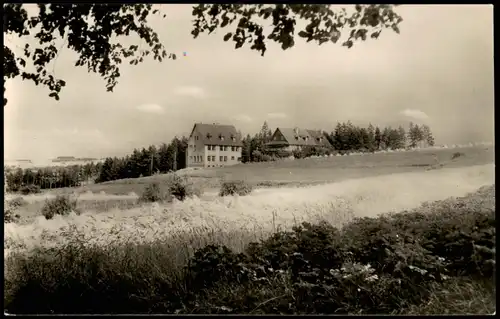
[190,123,243,146]
[267,127,331,147]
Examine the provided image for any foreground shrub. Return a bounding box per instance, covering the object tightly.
[140,182,167,203]
[7,196,28,209]
[4,186,495,314]
[139,175,201,203]
[41,195,79,220]
[167,174,202,201]
[19,184,41,195]
[4,198,25,223]
[219,180,253,197]
[4,207,21,223]
[451,152,465,160]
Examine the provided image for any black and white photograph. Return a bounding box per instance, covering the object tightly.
[4,3,495,315]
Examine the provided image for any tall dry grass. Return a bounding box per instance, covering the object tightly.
[5,164,494,261]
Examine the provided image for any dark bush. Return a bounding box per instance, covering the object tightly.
[167,174,201,201]
[7,197,28,209]
[140,182,167,203]
[185,245,251,293]
[219,180,253,197]
[451,152,465,160]
[4,198,23,223]
[19,184,41,195]
[41,195,79,220]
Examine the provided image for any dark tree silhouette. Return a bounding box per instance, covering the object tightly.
[4,4,402,105]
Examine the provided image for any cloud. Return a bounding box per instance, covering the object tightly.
[232,114,253,123]
[173,86,206,99]
[267,112,287,119]
[136,103,165,114]
[400,109,429,120]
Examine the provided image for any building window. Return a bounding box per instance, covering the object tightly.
[207,156,211,162]
[231,146,235,151]
[224,156,227,162]
[211,156,215,161]
[237,157,242,161]
[195,136,199,140]
[231,156,235,160]
[220,156,223,162]
[219,134,224,141]
[219,146,223,151]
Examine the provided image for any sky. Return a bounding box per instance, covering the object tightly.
[4,4,494,163]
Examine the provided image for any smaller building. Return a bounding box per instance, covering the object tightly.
[186,123,243,168]
[266,127,332,152]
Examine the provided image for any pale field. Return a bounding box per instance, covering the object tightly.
[35,145,494,196]
[4,163,494,262]
[7,146,493,220]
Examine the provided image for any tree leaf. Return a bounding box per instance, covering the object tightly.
[342,40,353,49]
[370,30,381,39]
[223,32,233,42]
[298,30,309,38]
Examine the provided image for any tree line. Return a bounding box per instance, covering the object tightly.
[5,162,102,193]
[95,137,188,183]
[241,121,435,162]
[5,136,189,191]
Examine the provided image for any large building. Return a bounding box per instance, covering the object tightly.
[186,123,243,168]
[266,127,332,151]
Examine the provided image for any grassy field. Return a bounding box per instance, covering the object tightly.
[4,181,495,314]
[4,146,495,314]
[6,146,494,222]
[39,146,494,196]
[5,163,494,259]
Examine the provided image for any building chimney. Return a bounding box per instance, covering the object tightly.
[293,127,299,135]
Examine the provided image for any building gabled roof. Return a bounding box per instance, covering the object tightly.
[190,123,243,146]
[267,127,331,147]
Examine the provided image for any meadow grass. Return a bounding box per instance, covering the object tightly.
[4,184,495,314]
[4,164,495,314]
[36,146,494,196]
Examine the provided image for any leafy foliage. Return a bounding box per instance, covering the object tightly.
[41,195,79,220]
[167,173,201,201]
[19,184,41,195]
[4,197,26,223]
[191,4,403,56]
[95,137,188,183]
[5,163,101,192]
[139,182,166,203]
[4,4,403,105]
[451,152,465,160]
[3,4,173,105]
[219,180,253,196]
